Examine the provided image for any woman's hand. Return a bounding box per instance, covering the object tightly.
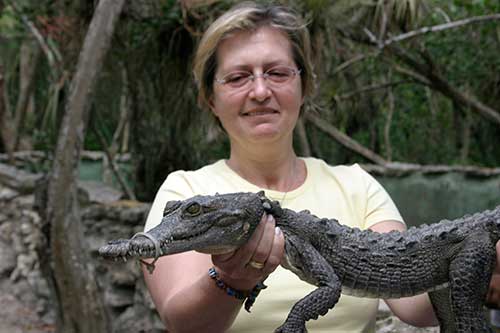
[486,241,500,308]
[211,213,285,291]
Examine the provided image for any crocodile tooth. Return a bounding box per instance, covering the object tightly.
[122,256,127,263]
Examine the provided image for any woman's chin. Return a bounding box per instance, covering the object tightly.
[248,125,282,141]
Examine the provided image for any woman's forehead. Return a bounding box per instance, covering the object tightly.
[215,26,294,71]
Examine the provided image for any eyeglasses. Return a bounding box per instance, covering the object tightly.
[215,66,301,89]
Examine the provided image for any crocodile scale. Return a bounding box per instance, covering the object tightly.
[99,191,500,333]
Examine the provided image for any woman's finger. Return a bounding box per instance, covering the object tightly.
[248,214,276,269]
[262,225,285,276]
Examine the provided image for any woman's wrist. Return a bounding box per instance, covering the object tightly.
[208,267,267,312]
[215,267,263,291]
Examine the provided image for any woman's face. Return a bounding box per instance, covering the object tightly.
[210,25,304,147]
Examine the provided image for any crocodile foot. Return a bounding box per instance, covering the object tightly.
[274,322,307,333]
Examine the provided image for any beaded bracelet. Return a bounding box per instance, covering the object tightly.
[208,267,267,312]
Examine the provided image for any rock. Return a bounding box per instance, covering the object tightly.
[134,278,156,310]
[109,263,139,287]
[0,220,14,243]
[0,163,42,193]
[78,180,123,205]
[27,271,50,299]
[105,287,135,308]
[15,194,35,208]
[119,205,149,225]
[0,240,17,277]
[0,187,18,201]
[113,304,162,333]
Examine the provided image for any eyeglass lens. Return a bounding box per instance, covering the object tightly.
[218,66,300,89]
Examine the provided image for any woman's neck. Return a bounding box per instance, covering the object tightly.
[226,144,305,192]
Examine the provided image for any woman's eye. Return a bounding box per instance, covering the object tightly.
[266,68,293,83]
[268,70,287,76]
[225,72,250,85]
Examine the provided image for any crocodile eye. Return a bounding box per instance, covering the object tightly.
[185,202,202,216]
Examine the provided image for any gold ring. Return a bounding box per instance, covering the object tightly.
[247,260,265,270]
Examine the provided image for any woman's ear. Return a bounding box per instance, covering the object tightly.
[208,95,219,116]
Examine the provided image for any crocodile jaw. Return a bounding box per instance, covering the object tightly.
[99,192,266,260]
[99,218,254,259]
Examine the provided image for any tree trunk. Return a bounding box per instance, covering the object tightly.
[44,1,125,332]
[14,39,41,150]
[295,117,311,157]
[384,70,394,161]
[0,63,15,163]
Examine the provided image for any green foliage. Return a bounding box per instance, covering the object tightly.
[2,0,500,199]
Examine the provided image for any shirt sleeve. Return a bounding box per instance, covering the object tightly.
[144,171,195,231]
[356,165,405,229]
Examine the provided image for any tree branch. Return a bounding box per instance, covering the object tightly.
[391,62,431,85]
[92,124,136,200]
[389,45,500,127]
[6,0,62,75]
[381,13,500,47]
[304,113,387,165]
[362,162,500,177]
[336,80,410,100]
[331,53,372,76]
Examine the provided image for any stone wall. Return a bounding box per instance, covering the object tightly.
[0,170,164,332]
[0,183,55,332]
[83,201,164,332]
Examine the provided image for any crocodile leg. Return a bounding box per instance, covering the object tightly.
[275,236,341,333]
[449,231,495,333]
[429,288,457,332]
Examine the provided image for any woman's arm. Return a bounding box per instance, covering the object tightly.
[143,214,285,333]
[369,220,439,327]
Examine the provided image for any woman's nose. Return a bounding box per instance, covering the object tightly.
[248,76,271,102]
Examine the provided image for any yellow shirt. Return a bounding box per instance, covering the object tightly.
[145,157,404,333]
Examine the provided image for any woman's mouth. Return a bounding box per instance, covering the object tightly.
[241,108,279,116]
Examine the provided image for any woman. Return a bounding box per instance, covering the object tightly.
[143,2,499,332]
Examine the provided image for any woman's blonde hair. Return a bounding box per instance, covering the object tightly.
[193,1,315,111]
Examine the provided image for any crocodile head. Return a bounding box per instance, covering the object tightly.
[99,191,269,260]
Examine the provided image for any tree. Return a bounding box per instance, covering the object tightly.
[44,0,125,332]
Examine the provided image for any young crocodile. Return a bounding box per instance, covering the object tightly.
[99,191,500,333]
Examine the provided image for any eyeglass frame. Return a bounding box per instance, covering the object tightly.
[214,66,302,89]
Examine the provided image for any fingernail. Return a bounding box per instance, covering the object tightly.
[275,226,281,235]
[267,215,274,223]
